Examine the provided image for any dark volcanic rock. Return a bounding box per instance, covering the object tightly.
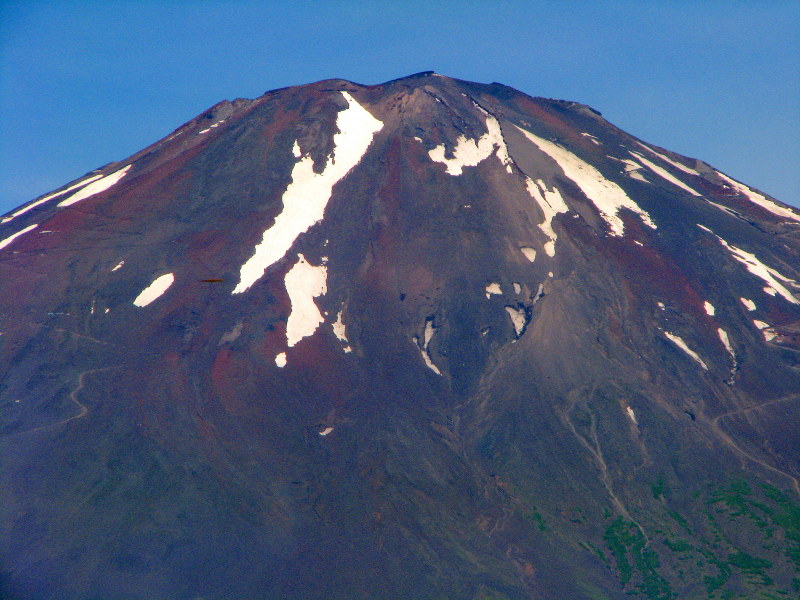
[2,73,800,599]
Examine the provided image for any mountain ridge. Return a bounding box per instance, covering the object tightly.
[1,73,799,600]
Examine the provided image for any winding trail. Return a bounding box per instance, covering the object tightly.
[560,388,652,548]
[15,366,116,436]
[709,393,800,496]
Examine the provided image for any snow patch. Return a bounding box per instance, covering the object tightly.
[520,246,536,262]
[319,427,334,436]
[284,254,327,347]
[703,301,715,316]
[233,92,382,294]
[753,320,777,341]
[428,111,512,175]
[275,352,287,368]
[2,174,103,223]
[664,331,708,370]
[626,406,637,425]
[133,273,174,307]
[332,309,352,353]
[717,328,734,358]
[740,297,756,311]
[513,282,522,295]
[627,170,650,183]
[0,223,38,250]
[608,157,652,184]
[657,302,665,310]
[763,286,777,297]
[57,165,132,207]
[516,125,655,236]
[505,306,527,337]
[524,178,568,256]
[715,171,800,223]
[111,260,125,272]
[629,151,701,196]
[485,282,502,298]
[581,132,601,145]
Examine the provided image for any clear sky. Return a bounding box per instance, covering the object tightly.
[1,0,798,216]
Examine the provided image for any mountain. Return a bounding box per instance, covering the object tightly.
[2,72,799,600]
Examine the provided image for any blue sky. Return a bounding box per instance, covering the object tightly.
[1,0,798,215]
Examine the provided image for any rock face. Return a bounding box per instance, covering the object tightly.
[2,72,800,599]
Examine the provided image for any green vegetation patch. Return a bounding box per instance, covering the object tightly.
[603,517,672,599]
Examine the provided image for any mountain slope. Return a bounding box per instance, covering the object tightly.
[2,72,800,599]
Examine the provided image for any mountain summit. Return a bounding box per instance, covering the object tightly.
[2,73,800,599]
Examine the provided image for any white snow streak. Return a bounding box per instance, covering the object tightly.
[2,174,103,223]
[740,297,757,311]
[635,142,699,176]
[664,331,708,370]
[319,427,334,436]
[133,273,174,307]
[57,165,132,207]
[581,132,601,145]
[718,328,737,385]
[516,125,655,236]
[428,111,512,175]
[715,171,800,223]
[703,301,715,316]
[629,151,701,196]
[626,406,637,425]
[717,328,734,358]
[712,234,799,305]
[284,254,327,347]
[0,224,38,250]
[414,320,441,375]
[111,260,125,272]
[524,178,568,256]
[198,120,225,135]
[232,92,382,294]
